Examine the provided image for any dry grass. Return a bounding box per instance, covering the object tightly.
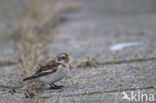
[0,58,18,66]
[12,0,79,44]
[0,0,79,102]
[75,57,98,68]
[12,0,61,43]
[4,0,78,102]
[13,0,61,98]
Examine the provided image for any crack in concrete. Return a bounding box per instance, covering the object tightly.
[0,86,154,99]
[58,86,155,97]
[76,57,156,68]
[98,57,156,65]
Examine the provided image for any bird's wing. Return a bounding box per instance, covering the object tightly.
[23,62,60,81]
[35,61,59,74]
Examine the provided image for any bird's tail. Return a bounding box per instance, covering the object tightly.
[23,77,32,81]
[23,74,38,81]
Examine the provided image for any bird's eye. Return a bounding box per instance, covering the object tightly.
[61,57,66,59]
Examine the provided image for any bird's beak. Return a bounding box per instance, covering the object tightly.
[66,57,70,62]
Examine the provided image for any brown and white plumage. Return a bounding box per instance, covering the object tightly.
[23,53,71,89]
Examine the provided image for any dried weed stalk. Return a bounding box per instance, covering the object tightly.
[76,57,98,68]
[7,0,78,101]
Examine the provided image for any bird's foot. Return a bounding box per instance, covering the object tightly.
[55,85,64,88]
[49,84,64,90]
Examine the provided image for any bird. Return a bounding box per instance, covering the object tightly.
[23,53,71,89]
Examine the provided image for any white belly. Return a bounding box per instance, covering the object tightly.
[36,67,69,84]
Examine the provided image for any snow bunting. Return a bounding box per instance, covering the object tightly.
[23,53,71,89]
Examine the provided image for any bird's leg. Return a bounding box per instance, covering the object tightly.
[49,83,55,89]
[53,83,64,89]
[49,83,63,89]
[50,83,54,88]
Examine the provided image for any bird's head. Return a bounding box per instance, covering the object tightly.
[56,53,71,64]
